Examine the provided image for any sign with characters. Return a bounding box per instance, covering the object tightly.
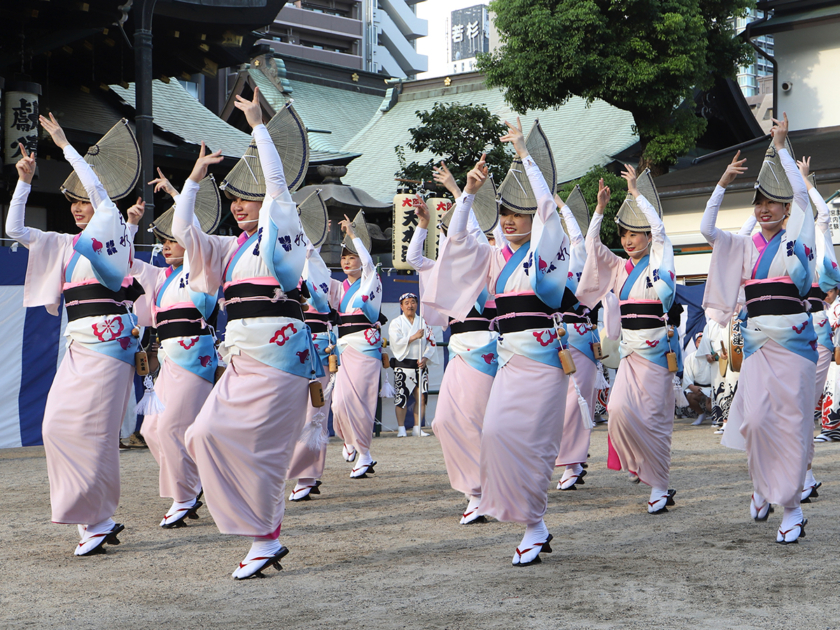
[393,194,443,270]
[424,197,451,260]
[4,82,41,166]
[450,5,490,63]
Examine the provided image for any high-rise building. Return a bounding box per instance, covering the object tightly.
[257,0,428,78]
[733,9,774,97]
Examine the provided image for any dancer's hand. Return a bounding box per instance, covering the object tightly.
[339,213,356,239]
[797,156,814,190]
[717,151,747,189]
[126,197,145,225]
[234,86,264,129]
[415,196,430,229]
[621,164,639,198]
[771,112,789,150]
[149,167,179,197]
[433,161,461,198]
[595,178,611,214]
[15,144,36,184]
[188,142,224,183]
[500,117,527,159]
[39,112,70,149]
[463,153,488,195]
[418,358,427,369]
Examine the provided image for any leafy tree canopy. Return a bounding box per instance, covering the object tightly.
[558,166,627,250]
[478,0,754,174]
[395,102,513,193]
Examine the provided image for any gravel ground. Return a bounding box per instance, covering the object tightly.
[2,420,839,630]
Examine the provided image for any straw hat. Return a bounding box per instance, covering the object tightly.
[752,137,795,205]
[562,185,590,235]
[297,189,329,247]
[615,169,662,231]
[220,103,309,201]
[439,175,499,233]
[497,120,557,215]
[342,209,372,255]
[150,175,221,241]
[61,119,141,202]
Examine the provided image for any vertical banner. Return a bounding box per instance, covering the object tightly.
[393,193,419,270]
[425,197,451,260]
[4,81,41,166]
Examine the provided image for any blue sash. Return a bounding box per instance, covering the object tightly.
[156,266,182,308]
[340,280,361,313]
[65,251,82,282]
[619,255,649,301]
[225,232,258,283]
[495,245,530,294]
[475,287,489,314]
[753,230,783,280]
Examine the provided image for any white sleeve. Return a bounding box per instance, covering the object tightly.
[5,180,32,246]
[253,123,293,205]
[779,148,808,215]
[406,227,435,272]
[810,188,831,235]
[63,145,108,209]
[353,237,375,276]
[635,194,664,244]
[560,206,583,245]
[172,179,202,247]
[587,212,604,242]
[700,185,726,245]
[449,193,475,237]
[738,213,757,237]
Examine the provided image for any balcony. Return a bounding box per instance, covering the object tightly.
[262,40,364,69]
[275,5,363,40]
[378,0,427,40]
[377,9,428,74]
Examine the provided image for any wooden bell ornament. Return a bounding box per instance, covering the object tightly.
[665,326,678,373]
[329,354,339,373]
[214,365,226,383]
[835,346,840,366]
[381,353,390,369]
[135,351,150,376]
[592,342,606,361]
[309,380,325,407]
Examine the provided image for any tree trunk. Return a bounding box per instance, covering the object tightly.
[636,154,669,178]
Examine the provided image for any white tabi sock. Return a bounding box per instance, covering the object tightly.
[76,518,117,556]
[513,520,550,565]
[295,478,317,491]
[804,469,816,488]
[160,498,198,527]
[461,495,482,524]
[750,492,770,519]
[357,451,373,467]
[647,487,669,513]
[777,506,805,543]
[233,538,284,579]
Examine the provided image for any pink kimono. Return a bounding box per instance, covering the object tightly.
[576,200,679,492]
[5,147,140,527]
[173,125,319,537]
[424,155,572,524]
[702,146,817,508]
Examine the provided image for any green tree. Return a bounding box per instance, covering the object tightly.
[478,0,754,175]
[558,166,627,250]
[395,102,513,191]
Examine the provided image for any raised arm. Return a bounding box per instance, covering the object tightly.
[432,161,462,199]
[622,164,665,243]
[773,113,807,214]
[40,113,109,209]
[800,157,830,234]
[701,151,748,245]
[407,196,435,271]
[6,145,37,246]
[556,194,583,246]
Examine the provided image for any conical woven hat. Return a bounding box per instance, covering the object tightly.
[342,209,372,255]
[297,189,328,248]
[497,121,556,215]
[752,137,795,205]
[562,185,590,235]
[615,169,662,231]
[439,175,499,233]
[151,175,221,241]
[61,119,141,202]
[220,103,309,201]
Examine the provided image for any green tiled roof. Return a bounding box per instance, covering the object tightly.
[110,79,251,157]
[341,80,638,203]
[248,68,381,156]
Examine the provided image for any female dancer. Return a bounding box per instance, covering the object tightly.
[576,167,680,514]
[303,212,384,479]
[554,188,600,490]
[425,118,572,566]
[287,260,338,501]
[6,116,143,555]
[173,89,323,578]
[131,178,219,528]
[408,197,498,523]
[702,114,816,543]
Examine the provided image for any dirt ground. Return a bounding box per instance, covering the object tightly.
[2,420,840,630]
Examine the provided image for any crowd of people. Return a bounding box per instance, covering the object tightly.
[6,90,838,576]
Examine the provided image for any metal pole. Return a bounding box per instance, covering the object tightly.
[133,0,158,244]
